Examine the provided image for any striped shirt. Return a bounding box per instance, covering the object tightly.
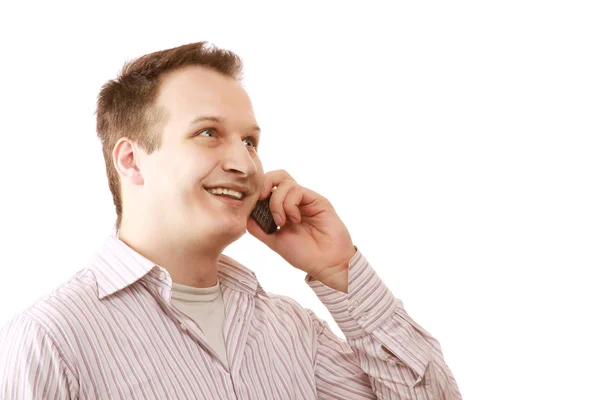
[0,234,462,399]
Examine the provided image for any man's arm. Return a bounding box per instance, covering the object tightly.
[0,313,78,399]
[306,247,462,399]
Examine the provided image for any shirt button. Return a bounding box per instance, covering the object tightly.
[180,323,187,331]
[352,300,361,308]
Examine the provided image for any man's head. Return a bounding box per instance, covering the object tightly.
[96,42,264,249]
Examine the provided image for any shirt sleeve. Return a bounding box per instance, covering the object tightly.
[305,246,462,399]
[0,313,78,399]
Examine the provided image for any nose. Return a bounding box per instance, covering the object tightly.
[222,138,258,177]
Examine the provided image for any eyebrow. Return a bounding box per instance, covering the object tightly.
[189,115,261,135]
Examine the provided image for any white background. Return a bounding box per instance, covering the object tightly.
[0,1,598,398]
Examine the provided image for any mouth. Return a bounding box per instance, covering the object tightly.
[205,188,247,208]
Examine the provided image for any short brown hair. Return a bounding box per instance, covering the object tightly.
[95,42,244,229]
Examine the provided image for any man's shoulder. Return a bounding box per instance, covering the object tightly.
[1,267,99,341]
[260,290,304,311]
[256,290,325,332]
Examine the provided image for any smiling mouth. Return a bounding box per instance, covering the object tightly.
[205,189,247,207]
[204,187,247,200]
[210,192,243,200]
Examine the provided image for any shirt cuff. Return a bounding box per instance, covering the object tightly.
[305,246,397,339]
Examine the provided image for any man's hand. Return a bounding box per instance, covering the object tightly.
[247,170,356,293]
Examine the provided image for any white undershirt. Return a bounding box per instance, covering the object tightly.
[170,280,229,369]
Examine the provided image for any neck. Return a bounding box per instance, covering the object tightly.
[117,219,229,289]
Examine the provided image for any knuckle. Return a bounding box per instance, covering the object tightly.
[279,169,294,180]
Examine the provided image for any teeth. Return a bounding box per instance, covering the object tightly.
[208,188,243,199]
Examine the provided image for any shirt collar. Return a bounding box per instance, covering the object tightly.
[89,230,269,300]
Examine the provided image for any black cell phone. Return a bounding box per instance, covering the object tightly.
[250,192,278,234]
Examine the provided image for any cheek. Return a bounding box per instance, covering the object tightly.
[254,156,265,176]
[177,155,214,195]
[145,155,188,198]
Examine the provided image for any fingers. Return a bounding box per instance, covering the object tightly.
[260,169,295,200]
[283,186,303,224]
[261,169,324,228]
[271,182,304,226]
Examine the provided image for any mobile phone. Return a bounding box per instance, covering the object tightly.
[250,192,278,234]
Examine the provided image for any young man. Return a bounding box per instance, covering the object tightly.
[0,42,462,399]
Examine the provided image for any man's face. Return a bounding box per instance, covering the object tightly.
[137,66,264,245]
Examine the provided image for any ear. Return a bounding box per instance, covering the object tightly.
[113,138,144,186]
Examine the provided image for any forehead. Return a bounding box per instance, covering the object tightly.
[156,66,256,125]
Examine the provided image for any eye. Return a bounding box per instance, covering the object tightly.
[196,128,258,150]
[244,137,258,149]
[197,128,217,137]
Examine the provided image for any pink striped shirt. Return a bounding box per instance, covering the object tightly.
[0,234,461,399]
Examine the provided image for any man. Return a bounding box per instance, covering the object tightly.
[0,42,462,399]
